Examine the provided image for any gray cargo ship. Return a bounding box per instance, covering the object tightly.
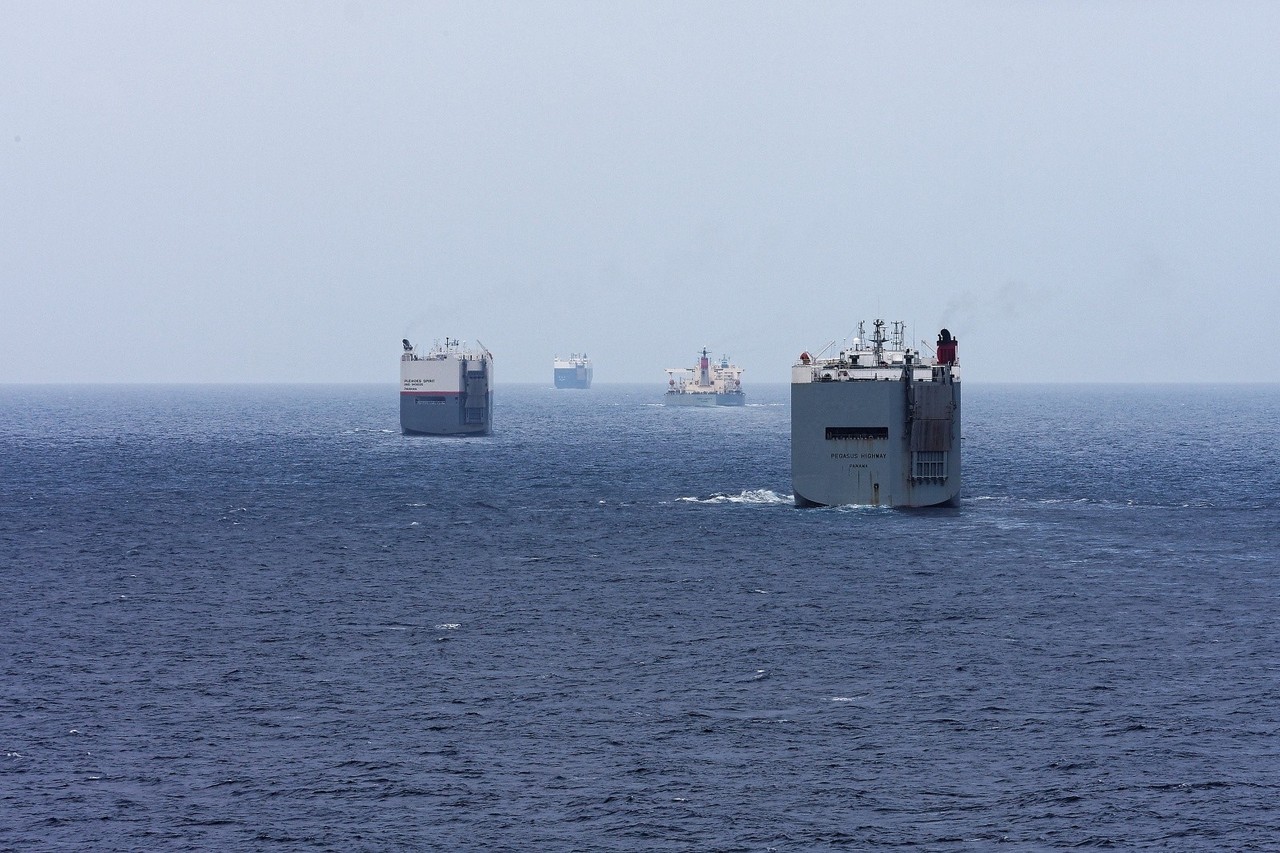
[664,349,745,406]
[791,321,959,507]
[553,354,593,389]
[400,338,493,435]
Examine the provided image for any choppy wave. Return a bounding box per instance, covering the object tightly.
[5,383,1280,851]
[971,494,1239,511]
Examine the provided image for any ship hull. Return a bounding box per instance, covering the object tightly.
[400,392,493,435]
[663,391,746,407]
[791,377,960,508]
[664,393,715,406]
[553,366,593,389]
[664,392,717,406]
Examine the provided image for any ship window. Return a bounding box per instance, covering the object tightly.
[826,426,888,440]
[416,395,447,404]
[912,450,947,479]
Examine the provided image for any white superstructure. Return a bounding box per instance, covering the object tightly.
[665,349,745,406]
[791,321,962,386]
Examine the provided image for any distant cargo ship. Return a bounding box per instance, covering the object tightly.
[664,349,745,406]
[553,353,593,389]
[791,321,960,507]
[400,338,493,435]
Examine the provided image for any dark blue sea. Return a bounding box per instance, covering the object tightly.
[3,382,1279,851]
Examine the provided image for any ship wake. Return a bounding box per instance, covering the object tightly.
[676,489,792,506]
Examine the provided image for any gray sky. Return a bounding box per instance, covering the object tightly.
[4,1,1278,383]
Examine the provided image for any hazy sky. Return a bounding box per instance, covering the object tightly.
[4,2,1278,383]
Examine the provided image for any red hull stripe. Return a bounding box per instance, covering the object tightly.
[401,390,463,396]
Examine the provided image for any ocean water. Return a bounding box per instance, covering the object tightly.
[2,382,1279,851]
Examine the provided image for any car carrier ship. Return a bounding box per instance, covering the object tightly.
[553,353,593,389]
[400,338,493,435]
[791,321,959,507]
[664,349,745,406]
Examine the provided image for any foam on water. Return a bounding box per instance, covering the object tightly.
[675,489,792,505]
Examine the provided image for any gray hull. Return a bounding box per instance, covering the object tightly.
[664,392,745,406]
[791,376,960,507]
[400,393,492,435]
[664,392,716,406]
